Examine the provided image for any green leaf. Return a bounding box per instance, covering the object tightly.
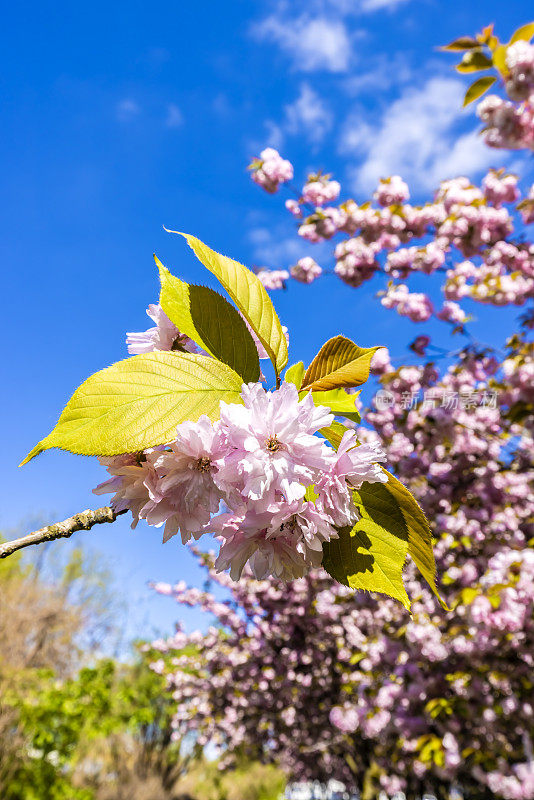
[322,482,411,610]
[285,361,305,389]
[302,336,381,391]
[510,22,534,44]
[440,36,480,51]
[323,474,446,609]
[319,420,353,450]
[381,469,447,609]
[305,387,361,423]
[304,484,318,502]
[456,50,493,73]
[165,231,288,378]
[463,75,497,106]
[20,352,243,464]
[156,255,260,383]
[492,43,509,75]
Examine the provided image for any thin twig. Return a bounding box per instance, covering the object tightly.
[0,507,127,560]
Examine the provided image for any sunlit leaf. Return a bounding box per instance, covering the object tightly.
[165,231,288,378]
[323,472,446,609]
[510,22,534,44]
[440,36,479,51]
[156,255,260,383]
[303,387,361,423]
[382,469,447,609]
[323,483,411,610]
[20,352,243,464]
[319,420,353,450]
[456,50,493,73]
[463,75,497,107]
[492,44,509,75]
[285,361,305,389]
[302,336,381,391]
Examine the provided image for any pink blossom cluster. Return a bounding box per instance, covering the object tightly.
[126,303,198,355]
[478,93,534,150]
[249,144,534,321]
[505,40,534,102]
[249,147,294,193]
[95,381,388,581]
[436,300,468,325]
[520,184,534,224]
[302,174,341,207]
[471,39,534,151]
[256,267,289,290]
[374,175,410,207]
[150,336,534,797]
[444,242,534,307]
[149,33,534,798]
[289,256,322,284]
[98,306,389,581]
[380,283,434,322]
[482,168,520,206]
[334,236,379,287]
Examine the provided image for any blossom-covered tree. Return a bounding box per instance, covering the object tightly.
[151,22,534,800]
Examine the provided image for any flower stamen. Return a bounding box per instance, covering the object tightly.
[265,434,282,453]
[194,456,211,472]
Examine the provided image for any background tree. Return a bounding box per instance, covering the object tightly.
[151,23,534,800]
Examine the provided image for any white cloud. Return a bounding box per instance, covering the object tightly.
[284,83,333,144]
[342,77,501,194]
[252,14,351,72]
[252,83,332,153]
[259,0,413,18]
[165,103,183,128]
[116,99,141,121]
[248,226,305,266]
[359,0,411,10]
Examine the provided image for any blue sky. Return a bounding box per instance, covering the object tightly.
[1,0,531,644]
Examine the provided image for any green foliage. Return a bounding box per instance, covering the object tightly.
[156,255,260,383]
[440,36,480,51]
[445,21,534,82]
[19,230,438,605]
[463,75,497,106]
[2,654,181,800]
[21,351,243,463]
[319,420,353,449]
[510,22,534,44]
[170,230,289,378]
[455,50,493,73]
[284,361,305,388]
[306,387,361,423]
[174,759,286,800]
[302,335,381,392]
[382,469,447,609]
[320,432,445,609]
[322,483,411,610]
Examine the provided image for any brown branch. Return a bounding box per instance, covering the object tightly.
[0,506,127,560]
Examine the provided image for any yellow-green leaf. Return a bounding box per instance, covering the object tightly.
[510,23,534,44]
[492,43,509,75]
[302,387,361,423]
[20,352,243,464]
[440,36,479,51]
[463,75,497,106]
[302,336,381,392]
[156,256,260,383]
[319,420,353,450]
[382,469,447,609]
[456,50,493,73]
[322,483,411,610]
[166,231,288,378]
[285,361,305,389]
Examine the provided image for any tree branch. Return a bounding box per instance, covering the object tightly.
[0,507,127,560]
